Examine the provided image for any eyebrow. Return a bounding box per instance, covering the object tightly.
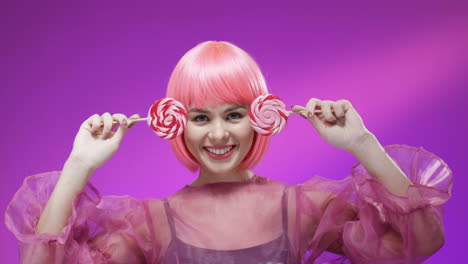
[188,104,247,114]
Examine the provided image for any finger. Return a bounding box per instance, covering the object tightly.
[82,114,98,132]
[304,98,327,132]
[111,114,130,143]
[291,105,306,111]
[90,114,102,134]
[306,98,320,119]
[333,100,346,118]
[109,113,126,130]
[341,99,353,114]
[112,113,129,128]
[307,106,327,134]
[290,105,308,119]
[321,100,336,122]
[129,113,141,119]
[102,112,113,139]
[128,113,141,128]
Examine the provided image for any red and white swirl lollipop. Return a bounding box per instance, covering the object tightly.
[103,98,187,140]
[146,98,187,139]
[249,94,289,136]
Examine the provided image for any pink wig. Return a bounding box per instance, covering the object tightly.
[166,41,270,172]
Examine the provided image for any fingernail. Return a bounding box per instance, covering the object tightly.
[307,111,313,119]
[122,119,127,126]
[291,105,297,108]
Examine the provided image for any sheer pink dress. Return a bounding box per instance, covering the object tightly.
[5,145,453,263]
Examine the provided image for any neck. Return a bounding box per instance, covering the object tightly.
[189,168,254,187]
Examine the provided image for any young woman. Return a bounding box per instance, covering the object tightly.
[6,41,452,264]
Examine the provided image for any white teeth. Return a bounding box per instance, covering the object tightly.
[206,146,234,155]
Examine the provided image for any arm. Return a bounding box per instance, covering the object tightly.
[345,144,450,261]
[292,99,451,262]
[347,132,412,196]
[7,171,148,264]
[36,157,94,235]
[295,146,452,264]
[345,125,444,257]
[292,99,412,197]
[36,112,138,235]
[6,113,145,263]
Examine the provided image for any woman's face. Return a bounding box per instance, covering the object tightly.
[184,103,254,175]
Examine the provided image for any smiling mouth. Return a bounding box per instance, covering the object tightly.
[204,145,236,155]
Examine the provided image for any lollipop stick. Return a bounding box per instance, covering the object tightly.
[126,117,148,126]
[289,109,332,115]
[100,117,149,126]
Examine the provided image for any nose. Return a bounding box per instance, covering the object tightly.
[207,120,229,142]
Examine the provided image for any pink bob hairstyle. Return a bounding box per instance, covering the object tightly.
[166,41,270,172]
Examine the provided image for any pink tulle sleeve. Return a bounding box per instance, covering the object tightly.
[293,145,452,264]
[5,171,158,264]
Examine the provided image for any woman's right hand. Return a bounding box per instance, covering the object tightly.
[35,113,140,237]
[68,113,140,171]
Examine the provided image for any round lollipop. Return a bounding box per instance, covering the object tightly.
[249,94,289,136]
[102,98,187,140]
[146,98,187,140]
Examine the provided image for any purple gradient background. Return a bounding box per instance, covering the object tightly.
[1,1,467,263]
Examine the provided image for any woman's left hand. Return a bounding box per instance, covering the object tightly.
[292,99,372,152]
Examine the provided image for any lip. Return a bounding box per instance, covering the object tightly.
[203,145,236,160]
[204,144,236,149]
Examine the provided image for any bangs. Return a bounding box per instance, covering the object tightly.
[167,41,267,109]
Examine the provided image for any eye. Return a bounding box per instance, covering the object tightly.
[192,115,209,122]
[227,112,243,120]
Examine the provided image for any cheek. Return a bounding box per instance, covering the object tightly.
[183,126,202,153]
[239,123,254,147]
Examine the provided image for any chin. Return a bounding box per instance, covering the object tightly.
[199,156,244,174]
[203,164,239,176]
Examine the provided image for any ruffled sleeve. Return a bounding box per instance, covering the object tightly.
[5,171,156,264]
[293,145,452,264]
